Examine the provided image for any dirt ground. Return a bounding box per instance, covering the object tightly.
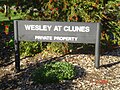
[0,47,120,90]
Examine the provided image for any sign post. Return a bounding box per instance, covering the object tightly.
[95,23,101,69]
[14,20,101,72]
[14,21,20,72]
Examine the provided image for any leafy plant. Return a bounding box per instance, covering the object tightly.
[46,42,68,53]
[20,41,42,57]
[32,61,76,84]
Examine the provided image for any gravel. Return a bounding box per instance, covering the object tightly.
[0,47,120,90]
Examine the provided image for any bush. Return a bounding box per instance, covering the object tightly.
[20,41,42,57]
[32,61,76,84]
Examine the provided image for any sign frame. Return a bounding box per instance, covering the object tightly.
[14,20,101,72]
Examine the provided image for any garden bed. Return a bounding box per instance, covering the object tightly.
[0,47,120,90]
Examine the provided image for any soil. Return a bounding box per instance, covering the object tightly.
[0,47,120,90]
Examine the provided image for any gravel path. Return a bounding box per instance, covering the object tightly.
[0,48,120,90]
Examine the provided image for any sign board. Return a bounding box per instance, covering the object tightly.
[14,20,101,72]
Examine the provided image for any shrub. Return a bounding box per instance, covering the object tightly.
[20,41,42,57]
[32,61,76,84]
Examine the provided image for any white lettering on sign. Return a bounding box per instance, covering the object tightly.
[24,25,52,31]
[35,36,52,40]
[24,25,90,33]
[64,26,90,32]
[54,36,78,41]
[54,26,62,31]
[34,36,78,42]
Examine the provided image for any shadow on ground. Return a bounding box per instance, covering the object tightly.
[0,54,86,90]
[100,61,120,68]
[0,43,119,89]
[70,44,120,68]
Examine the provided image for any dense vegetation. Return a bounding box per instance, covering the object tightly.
[0,0,120,57]
[32,61,76,84]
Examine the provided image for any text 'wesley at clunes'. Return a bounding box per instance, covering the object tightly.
[24,25,90,32]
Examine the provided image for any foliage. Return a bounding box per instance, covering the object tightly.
[100,1,120,50]
[20,41,42,57]
[16,0,120,52]
[0,20,14,61]
[46,42,67,54]
[0,0,120,57]
[32,61,76,84]
[41,42,69,58]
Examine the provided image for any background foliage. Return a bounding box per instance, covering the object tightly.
[0,0,120,57]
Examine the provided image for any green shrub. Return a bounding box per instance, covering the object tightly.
[46,42,69,54]
[32,62,76,84]
[20,41,42,57]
